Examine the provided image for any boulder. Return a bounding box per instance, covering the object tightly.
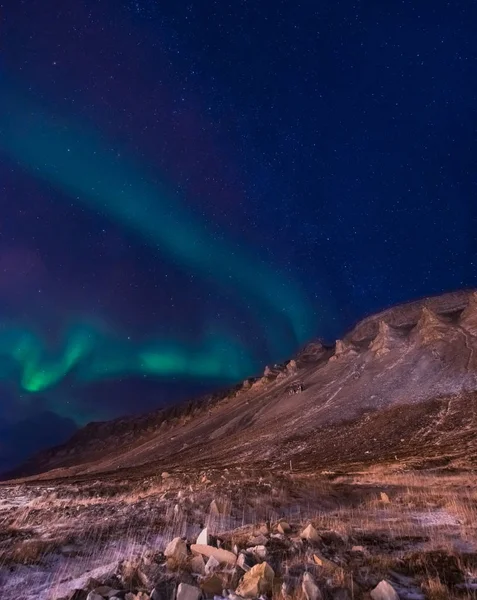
[370,580,399,600]
[302,572,322,600]
[235,562,274,597]
[164,537,188,562]
[190,544,237,566]
[176,583,201,600]
[380,492,390,504]
[86,594,104,600]
[300,524,320,543]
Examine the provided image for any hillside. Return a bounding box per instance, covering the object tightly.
[9,288,477,481]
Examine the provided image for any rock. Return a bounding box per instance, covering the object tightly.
[277,521,291,534]
[350,545,367,554]
[312,553,339,572]
[86,593,104,600]
[300,524,320,543]
[370,581,399,600]
[200,575,224,597]
[191,554,206,575]
[258,523,270,535]
[190,544,237,565]
[248,545,267,560]
[286,359,297,373]
[176,583,201,600]
[247,534,268,546]
[236,562,275,597]
[237,552,255,572]
[197,527,209,545]
[205,555,221,575]
[380,492,390,504]
[162,472,170,479]
[302,572,322,600]
[164,537,188,562]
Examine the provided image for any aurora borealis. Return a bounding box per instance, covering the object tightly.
[2,0,477,469]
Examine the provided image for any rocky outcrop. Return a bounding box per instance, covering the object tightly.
[413,307,454,345]
[369,321,405,357]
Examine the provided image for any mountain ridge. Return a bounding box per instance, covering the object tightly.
[7,288,477,482]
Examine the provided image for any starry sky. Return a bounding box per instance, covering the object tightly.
[1,0,476,469]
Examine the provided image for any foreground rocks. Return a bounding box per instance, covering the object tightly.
[52,518,411,600]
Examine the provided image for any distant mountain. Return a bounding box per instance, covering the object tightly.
[8,289,477,481]
[0,411,77,475]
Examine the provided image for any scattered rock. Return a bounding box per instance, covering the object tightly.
[247,534,268,546]
[236,562,275,598]
[370,580,399,600]
[190,554,206,575]
[176,583,201,600]
[237,552,255,572]
[300,524,320,543]
[190,544,237,566]
[277,521,291,534]
[312,553,339,572]
[196,527,209,545]
[302,572,322,600]
[204,554,220,575]
[248,544,267,560]
[164,537,188,562]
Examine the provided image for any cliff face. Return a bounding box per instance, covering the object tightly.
[9,289,477,481]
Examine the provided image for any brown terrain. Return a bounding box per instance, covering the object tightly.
[2,290,477,600]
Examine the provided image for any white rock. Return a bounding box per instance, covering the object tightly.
[370,580,399,600]
[197,527,209,545]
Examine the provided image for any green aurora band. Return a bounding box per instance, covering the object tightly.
[0,84,316,393]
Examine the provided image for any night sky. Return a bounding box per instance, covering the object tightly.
[1,0,476,469]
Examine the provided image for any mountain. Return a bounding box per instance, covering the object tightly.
[9,288,477,480]
[4,291,477,600]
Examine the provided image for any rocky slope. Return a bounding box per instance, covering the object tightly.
[9,288,477,481]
